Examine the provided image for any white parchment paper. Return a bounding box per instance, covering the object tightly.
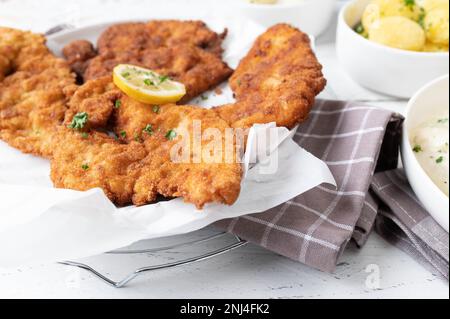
[0,18,335,267]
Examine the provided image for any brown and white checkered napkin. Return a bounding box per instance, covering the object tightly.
[216,99,404,272]
[372,169,449,279]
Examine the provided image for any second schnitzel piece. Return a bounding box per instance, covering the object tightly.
[56,24,325,208]
[52,77,243,208]
[84,45,232,102]
[62,39,97,79]
[63,76,120,129]
[97,21,227,57]
[50,128,148,206]
[1,24,326,210]
[0,27,76,158]
[126,103,242,207]
[62,21,232,102]
[215,24,326,129]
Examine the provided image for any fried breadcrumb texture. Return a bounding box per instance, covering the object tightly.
[62,21,232,103]
[1,23,326,209]
[52,77,242,208]
[0,27,76,158]
[62,39,97,78]
[131,104,242,207]
[215,24,326,129]
[63,76,120,130]
[50,128,148,206]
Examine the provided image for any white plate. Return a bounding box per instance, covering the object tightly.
[401,75,449,231]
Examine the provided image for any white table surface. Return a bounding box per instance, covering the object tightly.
[0,0,448,299]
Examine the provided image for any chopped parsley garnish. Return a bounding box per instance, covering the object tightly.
[81,164,89,171]
[143,124,154,135]
[436,156,444,164]
[413,144,423,153]
[159,75,170,84]
[81,132,89,139]
[144,78,154,86]
[134,134,143,142]
[404,0,415,8]
[152,105,160,114]
[355,22,365,35]
[68,112,88,130]
[165,129,177,140]
[201,95,209,101]
[120,131,127,138]
[121,72,131,78]
[237,79,242,86]
[418,9,426,28]
[437,118,448,124]
[114,99,122,109]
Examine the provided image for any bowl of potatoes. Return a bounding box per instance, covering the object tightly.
[336,0,449,98]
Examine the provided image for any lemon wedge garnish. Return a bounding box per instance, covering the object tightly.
[113,64,186,104]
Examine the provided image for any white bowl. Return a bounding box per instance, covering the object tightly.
[234,0,336,37]
[336,0,449,98]
[401,75,449,232]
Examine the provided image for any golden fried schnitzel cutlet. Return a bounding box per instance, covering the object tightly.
[1,23,326,209]
[97,21,227,57]
[215,24,326,129]
[56,24,325,208]
[131,104,242,207]
[84,45,232,103]
[63,76,120,130]
[62,39,97,78]
[54,76,242,208]
[0,27,76,158]
[62,21,232,102]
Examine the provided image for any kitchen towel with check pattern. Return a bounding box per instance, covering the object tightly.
[372,169,449,279]
[217,99,405,273]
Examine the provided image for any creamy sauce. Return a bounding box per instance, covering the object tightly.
[411,114,449,196]
[247,0,305,5]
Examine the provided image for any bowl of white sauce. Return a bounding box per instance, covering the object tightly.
[235,0,336,37]
[402,74,449,231]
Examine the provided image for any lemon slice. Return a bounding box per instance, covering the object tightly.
[113,64,186,104]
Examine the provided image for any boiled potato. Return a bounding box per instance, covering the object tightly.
[369,16,426,51]
[421,0,449,11]
[423,6,449,44]
[362,3,382,31]
[423,40,449,51]
[369,0,422,21]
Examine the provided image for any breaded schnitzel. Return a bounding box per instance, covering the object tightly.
[1,23,325,209]
[62,21,232,102]
[50,128,148,206]
[215,24,326,129]
[62,39,97,79]
[63,76,120,130]
[84,45,232,103]
[53,77,242,208]
[131,103,242,207]
[54,24,324,208]
[0,27,76,158]
[97,21,227,57]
